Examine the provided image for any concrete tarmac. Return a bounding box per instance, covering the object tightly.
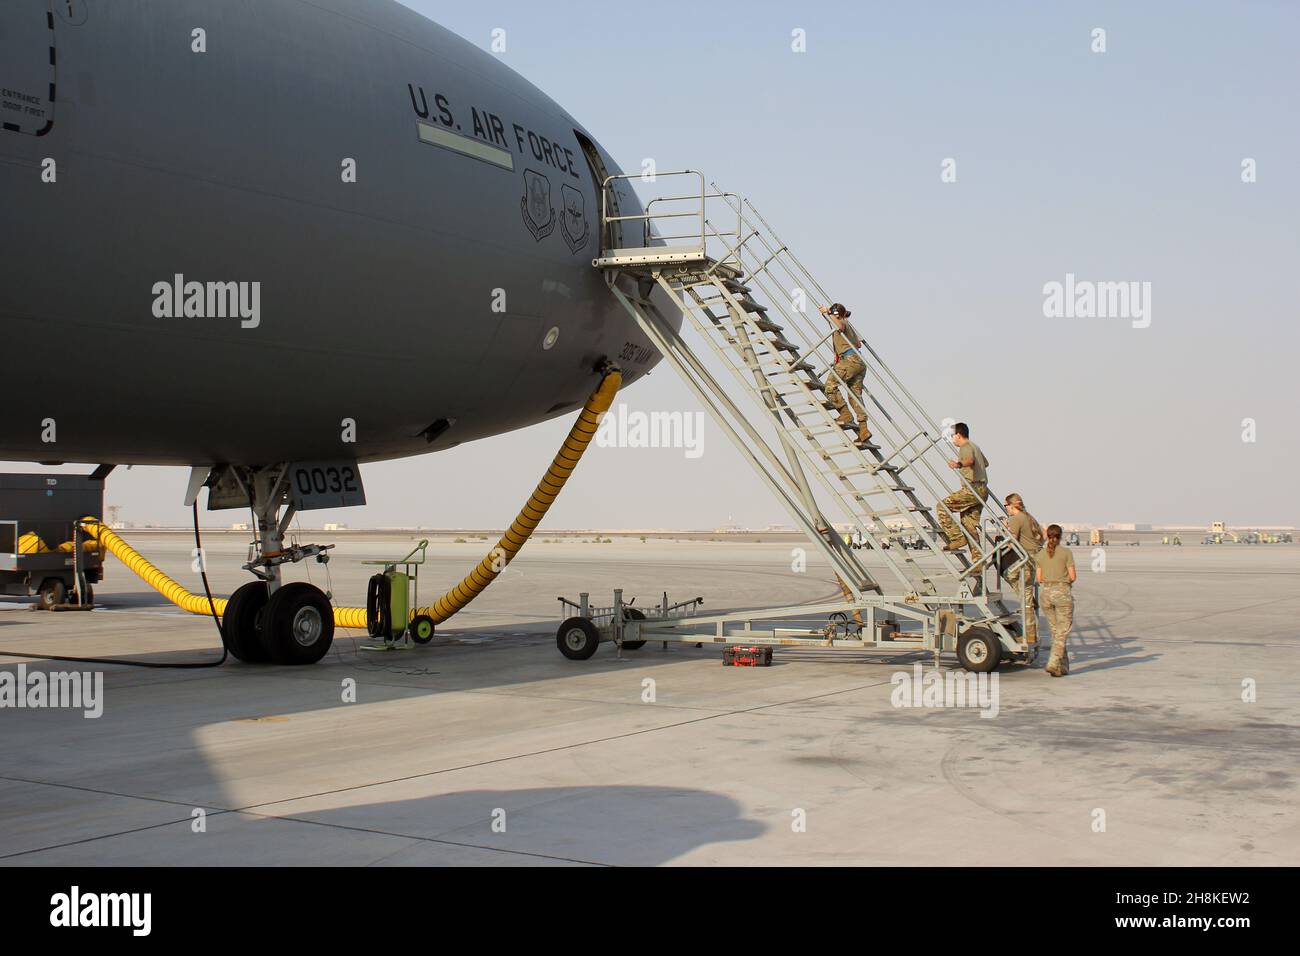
[1,534,1297,865]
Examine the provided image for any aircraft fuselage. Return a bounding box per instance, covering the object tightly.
[0,0,661,466]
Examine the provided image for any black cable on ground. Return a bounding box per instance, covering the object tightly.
[0,501,228,669]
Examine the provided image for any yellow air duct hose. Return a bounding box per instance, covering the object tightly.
[77,521,229,616]
[80,367,621,630]
[339,366,621,628]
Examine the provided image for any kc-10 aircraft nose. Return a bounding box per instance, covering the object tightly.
[0,0,676,466]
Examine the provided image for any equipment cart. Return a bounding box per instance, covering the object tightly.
[0,472,106,609]
[361,540,436,649]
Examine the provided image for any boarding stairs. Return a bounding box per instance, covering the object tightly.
[593,171,1034,660]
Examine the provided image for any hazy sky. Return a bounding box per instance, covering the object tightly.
[10,1,1297,530]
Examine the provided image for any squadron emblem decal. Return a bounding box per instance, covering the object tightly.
[520,168,556,241]
[559,184,589,254]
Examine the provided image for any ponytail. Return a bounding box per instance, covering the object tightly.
[1005,494,1042,541]
[1046,523,1062,559]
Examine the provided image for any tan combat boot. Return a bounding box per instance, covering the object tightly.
[1045,645,1064,677]
[857,422,872,446]
[834,410,853,426]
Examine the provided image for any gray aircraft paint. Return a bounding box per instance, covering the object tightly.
[0,0,668,466]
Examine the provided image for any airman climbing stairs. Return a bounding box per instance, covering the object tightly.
[590,171,1036,670]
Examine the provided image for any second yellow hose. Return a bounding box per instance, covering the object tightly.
[82,367,622,630]
[337,367,620,627]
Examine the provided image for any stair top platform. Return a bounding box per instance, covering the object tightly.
[594,245,743,280]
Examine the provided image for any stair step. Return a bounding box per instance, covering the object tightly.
[842,483,915,498]
[860,506,929,519]
[837,463,901,477]
[818,439,879,452]
[698,293,767,316]
[602,218,1025,609]
[785,399,839,413]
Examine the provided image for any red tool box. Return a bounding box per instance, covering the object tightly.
[722,645,773,667]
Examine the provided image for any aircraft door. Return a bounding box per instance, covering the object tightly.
[574,130,623,253]
[0,0,58,136]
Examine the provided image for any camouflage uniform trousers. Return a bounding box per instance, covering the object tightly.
[825,354,867,422]
[1002,563,1038,641]
[937,481,988,560]
[1040,582,1073,675]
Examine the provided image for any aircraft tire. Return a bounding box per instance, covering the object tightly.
[222,581,272,663]
[261,582,334,665]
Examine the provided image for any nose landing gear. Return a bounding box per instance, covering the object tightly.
[210,465,336,666]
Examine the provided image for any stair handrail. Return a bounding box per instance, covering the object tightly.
[714,188,1031,577]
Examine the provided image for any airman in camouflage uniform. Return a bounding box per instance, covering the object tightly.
[1002,492,1042,642]
[938,422,989,561]
[1036,524,1076,676]
[819,303,871,448]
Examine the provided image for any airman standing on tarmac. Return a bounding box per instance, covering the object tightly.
[1036,523,1077,676]
[938,422,990,561]
[819,303,872,448]
[1002,492,1043,643]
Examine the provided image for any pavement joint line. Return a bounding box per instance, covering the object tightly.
[0,651,995,721]
[0,772,225,813]
[1137,638,1300,648]
[0,773,604,867]
[0,677,890,854]
[0,791,607,867]
[1091,569,1300,577]
[230,805,611,867]
[1137,594,1300,632]
[190,669,749,717]
[990,725,1300,754]
[0,809,240,861]
[397,688,738,714]
[0,670,227,695]
[225,677,901,817]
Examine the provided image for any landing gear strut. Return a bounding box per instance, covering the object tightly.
[211,465,335,665]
